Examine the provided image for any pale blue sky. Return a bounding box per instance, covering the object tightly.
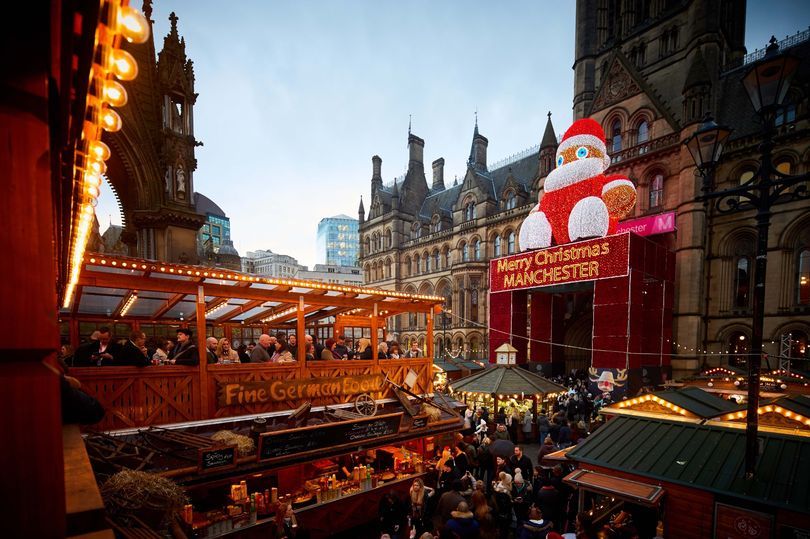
[98,1,810,267]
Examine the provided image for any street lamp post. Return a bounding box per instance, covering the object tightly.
[684,37,809,478]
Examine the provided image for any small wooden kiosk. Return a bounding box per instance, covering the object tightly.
[565,387,810,538]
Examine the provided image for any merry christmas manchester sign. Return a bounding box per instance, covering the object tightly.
[490,233,630,293]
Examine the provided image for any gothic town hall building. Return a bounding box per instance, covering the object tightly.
[359,0,810,379]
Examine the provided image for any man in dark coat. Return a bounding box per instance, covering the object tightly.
[434,479,465,534]
[509,446,533,480]
[171,328,199,365]
[110,330,150,367]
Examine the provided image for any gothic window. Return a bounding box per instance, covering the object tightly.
[431,215,441,233]
[404,257,411,277]
[775,159,792,175]
[434,250,441,270]
[412,224,421,241]
[727,332,749,368]
[425,253,431,273]
[798,248,810,305]
[638,41,646,67]
[464,199,477,221]
[365,236,370,255]
[611,119,622,153]
[461,242,469,262]
[459,288,466,321]
[734,256,752,309]
[445,250,451,268]
[494,236,502,257]
[470,289,479,323]
[385,259,392,279]
[649,173,664,208]
[507,232,516,254]
[474,239,481,261]
[385,229,392,249]
[669,27,678,51]
[637,120,649,144]
[505,191,517,210]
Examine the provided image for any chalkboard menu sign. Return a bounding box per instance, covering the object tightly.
[258,412,403,463]
[198,445,238,473]
[411,415,429,430]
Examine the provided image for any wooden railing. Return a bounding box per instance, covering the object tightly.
[72,357,434,431]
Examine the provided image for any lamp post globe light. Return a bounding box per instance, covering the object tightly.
[684,37,809,478]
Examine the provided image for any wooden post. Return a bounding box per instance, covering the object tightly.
[426,306,436,359]
[196,285,209,417]
[371,303,379,364]
[297,296,306,374]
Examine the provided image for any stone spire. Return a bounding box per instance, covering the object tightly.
[371,155,383,196]
[467,114,488,172]
[391,179,400,211]
[540,111,557,149]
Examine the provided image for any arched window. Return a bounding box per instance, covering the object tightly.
[465,200,477,221]
[734,256,752,309]
[425,253,431,273]
[385,259,392,279]
[365,236,370,254]
[611,119,622,153]
[445,250,451,268]
[434,250,440,270]
[403,257,410,277]
[458,288,466,321]
[385,229,392,249]
[494,236,502,257]
[775,160,792,175]
[470,289,479,322]
[649,173,663,208]
[727,332,749,368]
[798,248,810,305]
[412,224,421,240]
[505,191,517,210]
[507,232,516,254]
[413,255,420,275]
[775,102,797,127]
[637,120,649,144]
[461,242,469,262]
[474,239,481,261]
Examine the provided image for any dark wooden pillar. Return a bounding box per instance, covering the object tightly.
[0,2,66,535]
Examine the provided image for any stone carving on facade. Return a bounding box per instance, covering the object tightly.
[592,57,641,111]
[176,164,186,198]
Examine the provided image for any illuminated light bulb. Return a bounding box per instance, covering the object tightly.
[100,107,122,132]
[85,184,100,198]
[102,79,128,107]
[117,5,150,44]
[88,140,111,161]
[84,172,102,188]
[87,158,107,175]
[108,49,138,81]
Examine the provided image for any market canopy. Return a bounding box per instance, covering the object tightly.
[566,414,810,514]
[62,253,444,327]
[448,365,566,398]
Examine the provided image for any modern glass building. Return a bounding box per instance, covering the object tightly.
[195,192,230,250]
[316,214,359,266]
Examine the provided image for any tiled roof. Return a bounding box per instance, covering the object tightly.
[652,386,740,418]
[567,414,810,514]
[449,365,566,395]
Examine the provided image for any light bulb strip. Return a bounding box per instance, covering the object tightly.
[119,292,138,317]
[62,0,148,310]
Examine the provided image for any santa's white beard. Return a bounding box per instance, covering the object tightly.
[544,157,605,193]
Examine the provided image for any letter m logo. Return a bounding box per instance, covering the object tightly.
[653,212,674,234]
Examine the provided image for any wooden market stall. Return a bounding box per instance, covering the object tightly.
[564,387,810,538]
[448,365,566,438]
[62,252,445,430]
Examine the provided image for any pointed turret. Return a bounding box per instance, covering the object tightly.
[682,48,711,92]
[467,116,488,172]
[358,196,365,224]
[540,111,557,149]
[538,112,558,178]
[391,179,400,211]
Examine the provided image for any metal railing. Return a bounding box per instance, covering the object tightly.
[609,132,680,165]
[721,28,810,73]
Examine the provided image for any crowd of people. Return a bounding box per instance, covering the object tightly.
[60,328,429,368]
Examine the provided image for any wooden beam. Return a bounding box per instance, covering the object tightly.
[426,306,436,359]
[297,297,306,376]
[111,291,135,319]
[214,299,264,323]
[371,303,379,364]
[152,292,187,319]
[244,302,297,326]
[79,271,439,311]
[70,285,84,316]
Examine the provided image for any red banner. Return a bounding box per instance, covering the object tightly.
[490,233,630,293]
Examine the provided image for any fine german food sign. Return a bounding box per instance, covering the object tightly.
[490,233,630,293]
[218,374,385,407]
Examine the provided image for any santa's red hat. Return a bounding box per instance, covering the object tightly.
[557,118,611,168]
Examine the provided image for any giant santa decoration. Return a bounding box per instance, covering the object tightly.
[518,118,636,250]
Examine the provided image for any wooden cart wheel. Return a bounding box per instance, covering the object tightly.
[355,393,378,416]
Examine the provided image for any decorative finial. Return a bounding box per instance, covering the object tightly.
[475,108,478,128]
[142,0,153,20]
[547,111,552,119]
[169,12,179,35]
[408,114,412,136]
